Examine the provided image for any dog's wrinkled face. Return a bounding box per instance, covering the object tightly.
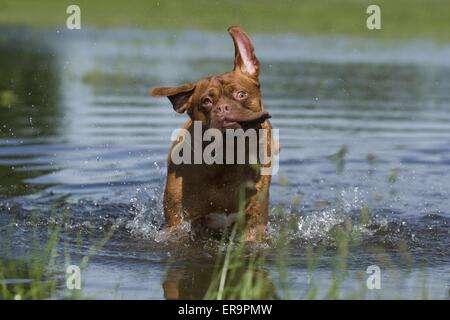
[151,26,270,130]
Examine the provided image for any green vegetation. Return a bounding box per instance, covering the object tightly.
[0,214,63,300]
[204,202,278,300]
[388,168,400,184]
[0,0,449,41]
[0,148,436,300]
[0,90,16,108]
[327,144,348,174]
[0,203,433,300]
[0,206,116,300]
[202,204,430,300]
[202,162,432,300]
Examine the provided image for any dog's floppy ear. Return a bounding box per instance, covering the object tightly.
[228,26,260,78]
[151,83,195,113]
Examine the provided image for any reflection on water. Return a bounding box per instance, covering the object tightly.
[0,35,61,196]
[163,263,217,300]
[162,257,276,300]
[0,28,449,299]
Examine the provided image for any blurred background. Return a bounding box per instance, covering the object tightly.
[0,1,449,299]
[1,0,450,40]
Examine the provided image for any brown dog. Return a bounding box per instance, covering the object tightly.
[151,26,275,241]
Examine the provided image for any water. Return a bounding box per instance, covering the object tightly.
[0,28,449,299]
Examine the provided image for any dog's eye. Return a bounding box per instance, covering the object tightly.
[235,90,248,100]
[201,97,213,108]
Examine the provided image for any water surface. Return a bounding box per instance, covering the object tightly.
[0,28,449,299]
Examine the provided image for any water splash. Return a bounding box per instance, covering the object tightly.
[126,162,166,241]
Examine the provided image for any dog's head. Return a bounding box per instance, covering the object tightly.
[151,26,270,130]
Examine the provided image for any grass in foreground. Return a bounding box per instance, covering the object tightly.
[0,206,116,300]
[0,0,449,42]
[0,160,438,300]
[203,206,433,300]
[0,206,433,300]
[203,162,435,300]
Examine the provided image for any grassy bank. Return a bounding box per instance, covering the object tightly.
[0,0,449,41]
